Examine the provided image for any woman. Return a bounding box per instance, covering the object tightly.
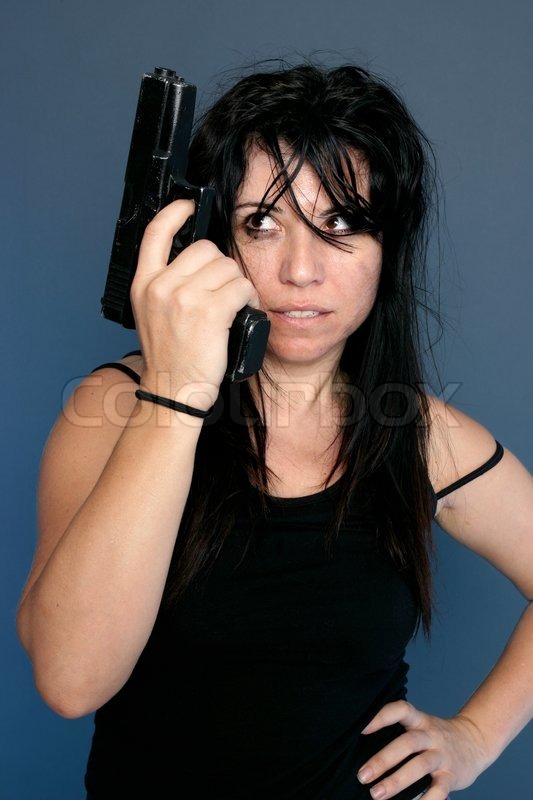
[17,63,533,799]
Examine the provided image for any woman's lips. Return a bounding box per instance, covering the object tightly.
[272,305,330,314]
[270,306,332,324]
[281,309,320,318]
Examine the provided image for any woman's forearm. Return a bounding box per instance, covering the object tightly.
[455,600,533,768]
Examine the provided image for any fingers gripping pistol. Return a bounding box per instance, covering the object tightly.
[101,66,270,382]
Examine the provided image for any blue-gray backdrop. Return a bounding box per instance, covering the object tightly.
[2,1,532,798]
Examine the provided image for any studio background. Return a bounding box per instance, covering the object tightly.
[2,1,531,798]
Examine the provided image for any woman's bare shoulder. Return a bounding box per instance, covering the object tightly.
[425,397,533,595]
[425,394,499,499]
[49,352,145,451]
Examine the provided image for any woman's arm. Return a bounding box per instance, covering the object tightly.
[356,400,533,799]
[17,365,205,719]
[16,200,258,719]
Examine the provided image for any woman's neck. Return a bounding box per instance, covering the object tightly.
[250,355,347,430]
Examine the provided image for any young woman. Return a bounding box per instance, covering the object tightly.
[17,63,533,799]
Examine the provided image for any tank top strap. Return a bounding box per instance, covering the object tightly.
[91,350,142,384]
[434,440,504,500]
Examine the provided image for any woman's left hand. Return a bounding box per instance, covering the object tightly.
[357,700,491,799]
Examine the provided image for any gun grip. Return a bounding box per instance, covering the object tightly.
[169,180,215,253]
[169,180,270,383]
[226,306,271,383]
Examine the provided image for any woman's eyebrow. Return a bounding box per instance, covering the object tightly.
[315,206,346,217]
[234,201,284,213]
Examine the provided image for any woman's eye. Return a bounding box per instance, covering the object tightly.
[324,214,354,234]
[245,212,278,234]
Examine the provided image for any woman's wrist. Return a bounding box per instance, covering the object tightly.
[135,389,213,420]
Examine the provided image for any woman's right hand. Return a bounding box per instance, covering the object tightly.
[131,198,259,409]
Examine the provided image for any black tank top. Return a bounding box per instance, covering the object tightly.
[85,360,503,799]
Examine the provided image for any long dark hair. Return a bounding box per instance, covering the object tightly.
[167,61,438,634]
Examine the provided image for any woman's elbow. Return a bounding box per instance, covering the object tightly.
[32,666,108,719]
[16,601,130,718]
[26,653,129,717]
[18,635,111,718]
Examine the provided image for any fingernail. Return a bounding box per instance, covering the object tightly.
[357,767,373,784]
[370,786,386,800]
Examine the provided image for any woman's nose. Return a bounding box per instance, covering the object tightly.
[278,226,325,287]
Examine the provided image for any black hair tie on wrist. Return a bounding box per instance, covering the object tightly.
[135,389,213,419]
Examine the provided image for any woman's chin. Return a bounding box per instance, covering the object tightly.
[263,339,345,373]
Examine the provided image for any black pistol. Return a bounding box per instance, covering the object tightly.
[101,66,270,382]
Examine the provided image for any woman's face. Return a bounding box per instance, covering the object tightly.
[232,145,382,374]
